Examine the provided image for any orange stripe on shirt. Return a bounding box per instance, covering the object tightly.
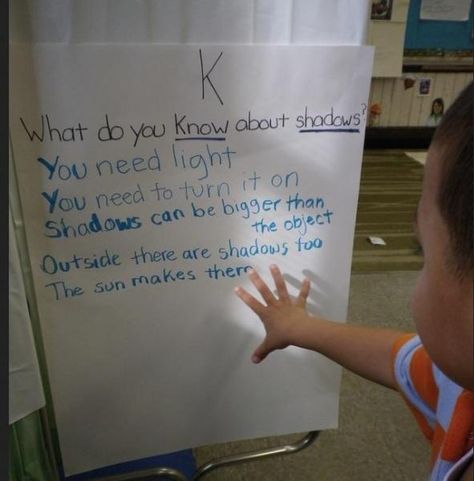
[431,425,446,467]
[391,333,416,362]
[441,390,474,462]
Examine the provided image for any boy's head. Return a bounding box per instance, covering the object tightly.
[412,81,473,390]
[432,83,473,277]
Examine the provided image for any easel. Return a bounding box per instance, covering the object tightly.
[97,431,319,480]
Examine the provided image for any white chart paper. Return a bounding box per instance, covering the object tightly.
[10,0,370,45]
[10,44,373,475]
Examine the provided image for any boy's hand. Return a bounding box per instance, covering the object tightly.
[235,264,311,363]
[236,264,402,388]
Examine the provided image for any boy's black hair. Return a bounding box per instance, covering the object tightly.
[432,81,473,277]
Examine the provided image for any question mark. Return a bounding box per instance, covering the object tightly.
[361,103,367,116]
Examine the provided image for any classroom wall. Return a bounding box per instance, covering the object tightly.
[367,0,410,77]
[366,0,473,127]
[367,72,472,127]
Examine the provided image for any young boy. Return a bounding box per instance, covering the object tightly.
[235,82,473,481]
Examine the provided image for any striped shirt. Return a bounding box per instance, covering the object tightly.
[392,334,474,480]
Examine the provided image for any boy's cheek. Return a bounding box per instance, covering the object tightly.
[410,274,423,323]
[411,272,431,340]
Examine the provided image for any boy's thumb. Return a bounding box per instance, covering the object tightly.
[252,342,269,364]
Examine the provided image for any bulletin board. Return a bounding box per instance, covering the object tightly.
[405,0,474,51]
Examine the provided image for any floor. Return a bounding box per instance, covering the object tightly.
[352,150,424,273]
[193,151,430,481]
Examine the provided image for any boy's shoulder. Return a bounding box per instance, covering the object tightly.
[392,333,474,481]
[392,333,468,412]
[392,334,439,428]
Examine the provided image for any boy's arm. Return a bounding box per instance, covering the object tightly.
[235,265,406,389]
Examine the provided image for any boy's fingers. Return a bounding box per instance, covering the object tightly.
[248,269,277,305]
[234,287,266,315]
[269,264,290,302]
[296,278,311,307]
